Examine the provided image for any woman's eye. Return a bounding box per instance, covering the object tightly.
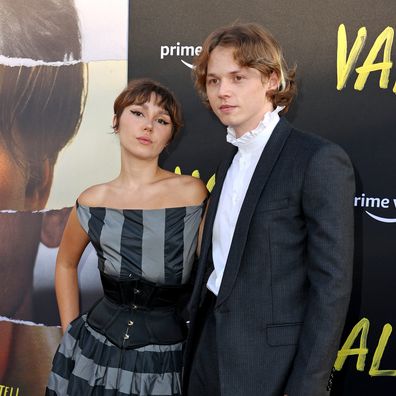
[157,118,170,125]
[130,110,143,116]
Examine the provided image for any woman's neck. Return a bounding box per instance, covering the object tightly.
[117,154,163,188]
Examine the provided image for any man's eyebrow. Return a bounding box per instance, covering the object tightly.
[206,69,244,77]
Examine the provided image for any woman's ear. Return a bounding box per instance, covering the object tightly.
[113,114,118,133]
[24,158,54,211]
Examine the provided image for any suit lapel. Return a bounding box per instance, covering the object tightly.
[201,149,236,253]
[189,147,237,306]
[216,118,293,307]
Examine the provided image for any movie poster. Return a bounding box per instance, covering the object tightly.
[0,0,128,394]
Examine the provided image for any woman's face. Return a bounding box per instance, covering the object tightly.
[116,93,173,161]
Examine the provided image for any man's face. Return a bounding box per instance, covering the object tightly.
[205,46,278,137]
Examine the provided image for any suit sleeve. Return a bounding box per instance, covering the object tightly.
[284,142,355,396]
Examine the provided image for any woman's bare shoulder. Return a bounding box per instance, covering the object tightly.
[165,173,208,205]
[77,183,113,207]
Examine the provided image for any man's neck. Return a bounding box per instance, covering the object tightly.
[232,106,275,138]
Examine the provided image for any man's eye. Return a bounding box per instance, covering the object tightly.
[234,75,244,81]
[207,78,218,85]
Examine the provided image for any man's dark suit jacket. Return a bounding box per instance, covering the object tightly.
[184,118,355,396]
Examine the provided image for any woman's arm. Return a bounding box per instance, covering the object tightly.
[55,206,90,332]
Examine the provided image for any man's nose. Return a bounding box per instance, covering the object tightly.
[218,80,231,97]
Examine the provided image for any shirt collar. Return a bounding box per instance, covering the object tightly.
[226,106,284,151]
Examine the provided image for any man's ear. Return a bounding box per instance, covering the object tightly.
[40,207,72,248]
[24,158,54,211]
[267,71,280,91]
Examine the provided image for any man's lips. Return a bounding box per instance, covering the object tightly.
[137,136,152,144]
[219,105,237,113]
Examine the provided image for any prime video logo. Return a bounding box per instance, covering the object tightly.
[160,42,202,68]
[355,193,396,223]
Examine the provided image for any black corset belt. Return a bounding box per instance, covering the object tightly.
[86,272,191,349]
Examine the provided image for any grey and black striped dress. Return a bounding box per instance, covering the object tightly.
[46,201,204,396]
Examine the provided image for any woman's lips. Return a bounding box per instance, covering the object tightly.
[137,136,152,145]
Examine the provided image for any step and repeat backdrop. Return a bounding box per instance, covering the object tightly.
[0,0,395,394]
[129,1,396,395]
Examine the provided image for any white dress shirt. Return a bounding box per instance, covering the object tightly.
[207,106,283,295]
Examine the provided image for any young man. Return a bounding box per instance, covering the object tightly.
[184,23,355,396]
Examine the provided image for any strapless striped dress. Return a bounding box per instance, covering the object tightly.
[46,201,203,396]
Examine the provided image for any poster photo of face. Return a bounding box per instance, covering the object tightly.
[0,1,128,393]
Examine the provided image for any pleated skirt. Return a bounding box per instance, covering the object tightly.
[45,314,183,396]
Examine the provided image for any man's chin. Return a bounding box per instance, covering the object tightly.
[216,114,238,128]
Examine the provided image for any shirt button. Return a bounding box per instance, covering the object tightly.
[132,304,138,310]
[128,320,134,326]
[124,334,130,340]
[133,288,140,294]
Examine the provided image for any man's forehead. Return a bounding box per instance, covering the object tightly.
[207,60,254,76]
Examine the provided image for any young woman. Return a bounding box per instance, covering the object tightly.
[46,79,207,396]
